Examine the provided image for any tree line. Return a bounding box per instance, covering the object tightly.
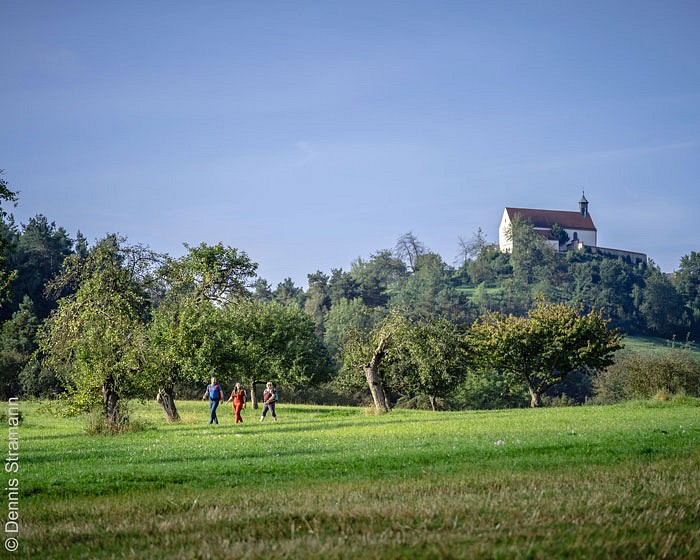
[1,172,699,427]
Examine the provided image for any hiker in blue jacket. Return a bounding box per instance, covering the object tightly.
[202,377,224,424]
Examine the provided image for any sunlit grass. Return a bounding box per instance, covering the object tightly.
[622,334,699,355]
[14,399,700,559]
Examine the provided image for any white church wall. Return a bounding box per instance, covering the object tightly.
[498,210,512,252]
[566,229,596,247]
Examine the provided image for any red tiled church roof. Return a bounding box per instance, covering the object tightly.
[505,207,596,231]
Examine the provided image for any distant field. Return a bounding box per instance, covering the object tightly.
[621,334,700,355]
[12,398,700,559]
[456,285,503,298]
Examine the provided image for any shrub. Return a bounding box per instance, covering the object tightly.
[82,402,153,435]
[282,382,367,406]
[591,364,629,404]
[0,408,23,424]
[593,350,700,403]
[542,394,579,407]
[19,355,65,398]
[394,395,451,410]
[456,369,530,410]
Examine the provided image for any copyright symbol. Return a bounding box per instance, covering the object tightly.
[5,537,18,552]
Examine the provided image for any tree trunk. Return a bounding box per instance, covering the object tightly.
[428,395,437,411]
[362,364,390,413]
[250,381,260,409]
[156,387,180,422]
[524,372,542,408]
[362,333,391,413]
[102,384,123,430]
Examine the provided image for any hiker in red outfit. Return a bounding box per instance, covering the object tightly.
[225,382,247,423]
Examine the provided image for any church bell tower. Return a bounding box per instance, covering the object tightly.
[579,192,589,217]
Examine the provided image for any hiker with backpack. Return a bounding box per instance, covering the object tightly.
[260,381,278,422]
[202,377,224,424]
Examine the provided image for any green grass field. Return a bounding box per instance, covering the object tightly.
[622,334,700,355]
[9,398,700,559]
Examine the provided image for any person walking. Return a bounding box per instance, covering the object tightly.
[260,381,278,422]
[202,377,224,424]
[225,382,247,424]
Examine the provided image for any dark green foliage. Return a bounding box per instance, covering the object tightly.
[673,251,700,337]
[467,244,512,285]
[37,237,154,426]
[276,381,364,406]
[545,370,594,404]
[385,315,469,409]
[147,242,259,393]
[251,277,273,302]
[594,350,700,403]
[220,299,334,389]
[9,214,74,320]
[19,354,63,398]
[0,296,38,398]
[160,241,257,304]
[455,369,530,409]
[304,270,331,335]
[639,268,687,338]
[1,294,65,399]
[273,277,305,308]
[327,267,360,305]
[469,302,622,407]
[350,249,407,308]
[508,214,557,286]
[0,170,18,214]
[0,170,19,307]
[389,252,476,324]
[550,223,570,246]
[323,297,385,362]
[339,311,470,411]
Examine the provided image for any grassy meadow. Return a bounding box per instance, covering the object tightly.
[8,398,700,559]
[622,334,700,355]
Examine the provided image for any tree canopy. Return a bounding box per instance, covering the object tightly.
[38,238,152,428]
[469,301,623,407]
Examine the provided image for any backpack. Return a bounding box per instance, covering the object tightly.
[208,384,220,400]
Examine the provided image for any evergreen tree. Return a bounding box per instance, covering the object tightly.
[0,170,19,308]
[0,296,39,398]
[350,250,407,308]
[304,271,330,335]
[273,277,305,308]
[11,214,74,319]
[639,267,687,338]
[673,251,700,337]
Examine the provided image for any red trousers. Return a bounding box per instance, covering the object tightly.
[233,402,244,423]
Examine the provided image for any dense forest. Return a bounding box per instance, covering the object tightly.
[2,171,699,421]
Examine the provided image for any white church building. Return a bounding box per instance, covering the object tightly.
[498,194,646,263]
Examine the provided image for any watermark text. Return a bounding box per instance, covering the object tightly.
[4,397,20,553]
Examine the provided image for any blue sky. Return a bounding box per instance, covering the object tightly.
[2,1,699,287]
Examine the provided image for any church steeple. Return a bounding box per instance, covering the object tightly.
[579,191,589,217]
